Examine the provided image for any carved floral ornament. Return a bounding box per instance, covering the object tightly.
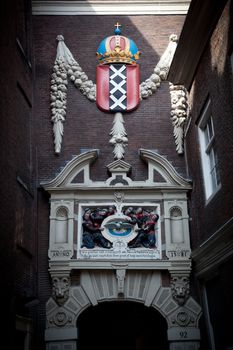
[50,31,189,157]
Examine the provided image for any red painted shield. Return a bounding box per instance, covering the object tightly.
[96,64,140,113]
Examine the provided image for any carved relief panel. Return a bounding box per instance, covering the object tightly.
[77,201,161,260]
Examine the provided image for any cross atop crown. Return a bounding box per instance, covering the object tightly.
[114,22,122,35]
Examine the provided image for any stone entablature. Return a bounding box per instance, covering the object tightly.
[32,1,191,16]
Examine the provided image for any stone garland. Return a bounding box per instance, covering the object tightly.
[169,83,189,154]
[140,34,178,99]
[50,57,68,154]
[50,35,96,154]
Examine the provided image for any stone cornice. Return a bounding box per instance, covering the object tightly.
[192,216,233,278]
[41,149,192,192]
[140,148,192,188]
[32,1,190,15]
[49,259,192,271]
[167,0,228,89]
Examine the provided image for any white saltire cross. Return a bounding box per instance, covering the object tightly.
[110,79,126,95]
[110,65,126,80]
[110,94,127,110]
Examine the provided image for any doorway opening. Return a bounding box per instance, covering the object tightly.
[77,301,168,350]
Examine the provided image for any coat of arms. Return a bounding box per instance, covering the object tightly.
[96,23,140,113]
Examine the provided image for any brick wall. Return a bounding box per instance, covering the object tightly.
[186,1,233,247]
[33,15,187,182]
[0,0,37,348]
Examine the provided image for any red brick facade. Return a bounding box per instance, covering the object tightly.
[0,0,37,349]
[33,15,186,183]
[172,2,233,348]
[186,1,233,247]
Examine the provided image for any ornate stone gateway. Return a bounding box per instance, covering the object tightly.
[45,22,201,350]
[43,149,201,350]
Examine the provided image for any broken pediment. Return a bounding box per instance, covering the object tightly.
[41,148,191,192]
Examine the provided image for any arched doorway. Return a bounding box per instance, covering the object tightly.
[77,301,168,350]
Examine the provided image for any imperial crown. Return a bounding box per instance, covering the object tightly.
[96,23,140,65]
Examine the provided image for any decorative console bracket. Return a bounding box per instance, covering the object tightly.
[170,273,190,306]
[51,272,71,306]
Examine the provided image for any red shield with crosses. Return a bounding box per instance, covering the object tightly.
[96,63,140,113]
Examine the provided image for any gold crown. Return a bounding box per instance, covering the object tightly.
[96,45,140,65]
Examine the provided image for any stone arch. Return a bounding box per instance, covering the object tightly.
[45,270,202,350]
[47,270,177,327]
[76,300,169,350]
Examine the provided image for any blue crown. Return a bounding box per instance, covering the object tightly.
[96,23,140,65]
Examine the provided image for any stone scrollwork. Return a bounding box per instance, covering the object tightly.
[52,276,70,306]
[171,275,190,306]
[169,83,189,154]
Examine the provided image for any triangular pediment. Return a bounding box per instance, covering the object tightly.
[107,159,131,174]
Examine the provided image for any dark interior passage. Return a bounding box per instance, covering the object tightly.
[77,301,168,350]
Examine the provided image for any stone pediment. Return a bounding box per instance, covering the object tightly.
[107,159,131,174]
[42,148,191,191]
